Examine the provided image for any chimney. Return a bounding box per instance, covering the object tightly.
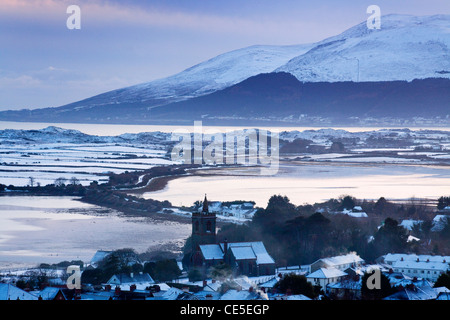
[203,280,207,287]
[105,284,111,292]
[130,284,136,292]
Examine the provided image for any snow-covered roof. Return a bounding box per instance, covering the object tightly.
[400,219,422,231]
[219,289,264,300]
[319,252,364,267]
[327,279,362,290]
[383,280,437,300]
[199,244,224,261]
[281,294,312,300]
[0,283,38,300]
[306,267,347,279]
[161,287,184,300]
[230,246,257,261]
[334,208,368,218]
[200,242,275,265]
[407,235,420,242]
[107,272,155,285]
[223,242,275,265]
[392,260,449,271]
[38,287,65,300]
[384,253,450,264]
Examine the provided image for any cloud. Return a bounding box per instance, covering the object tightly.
[0,75,41,87]
[0,0,343,43]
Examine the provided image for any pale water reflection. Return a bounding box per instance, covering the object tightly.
[142,162,450,207]
[0,196,191,269]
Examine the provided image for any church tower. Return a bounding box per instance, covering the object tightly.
[191,194,217,255]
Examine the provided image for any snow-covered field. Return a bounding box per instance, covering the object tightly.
[0,135,175,186]
[1,125,450,187]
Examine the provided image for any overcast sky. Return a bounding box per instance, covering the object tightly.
[0,0,449,110]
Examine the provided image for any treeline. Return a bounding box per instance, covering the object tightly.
[0,182,87,196]
[215,195,450,266]
[80,189,171,216]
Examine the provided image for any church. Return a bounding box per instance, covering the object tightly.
[188,195,276,278]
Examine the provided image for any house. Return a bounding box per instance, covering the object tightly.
[309,252,365,273]
[326,279,362,300]
[400,219,422,232]
[37,287,67,300]
[381,254,449,282]
[391,259,448,282]
[432,215,449,232]
[306,267,347,290]
[219,288,266,300]
[383,279,437,300]
[277,294,312,300]
[106,272,155,290]
[0,283,38,300]
[332,206,368,218]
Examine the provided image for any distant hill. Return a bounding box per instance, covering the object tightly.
[141,73,450,125]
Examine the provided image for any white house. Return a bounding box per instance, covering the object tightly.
[306,267,347,290]
[106,272,155,290]
[432,215,449,232]
[382,254,450,282]
[309,252,365,273]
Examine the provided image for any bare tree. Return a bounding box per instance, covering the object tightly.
[54,177,67,187]
[70,176,80,185]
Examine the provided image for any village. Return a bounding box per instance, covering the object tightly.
[0,196,449,301]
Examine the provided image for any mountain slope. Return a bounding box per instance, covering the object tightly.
[142,72,450,125]
[276,14,450,82]
[50,44,314,112]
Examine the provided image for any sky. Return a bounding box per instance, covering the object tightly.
[0,0,449,111]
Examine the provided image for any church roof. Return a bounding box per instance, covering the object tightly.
[199,244,224,261]
[230,246,257,261]
[199,241,275,265]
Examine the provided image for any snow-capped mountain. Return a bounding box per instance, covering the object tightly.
[276,14,450,82]
[58,44,314,111]
[1,14,449,125]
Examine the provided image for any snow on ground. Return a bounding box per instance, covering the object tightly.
[0,139,175,186]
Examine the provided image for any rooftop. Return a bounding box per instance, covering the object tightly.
[306,267,347,279]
